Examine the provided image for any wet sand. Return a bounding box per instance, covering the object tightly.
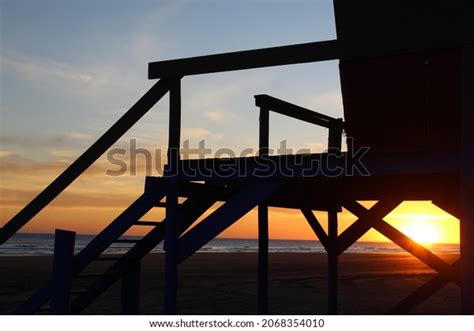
[0,253,460,314]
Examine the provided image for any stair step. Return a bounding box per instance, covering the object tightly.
[114,239,140,244]
[134,221,162,226]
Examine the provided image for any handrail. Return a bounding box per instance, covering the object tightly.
[254,94,342,129]
[4,34,464,245]
[255,94,343,154]
[0,79,171,244]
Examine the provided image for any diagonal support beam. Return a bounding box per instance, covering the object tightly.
[344,201,458,279]
[301,209,329,250]
[337,200,402,255]
[75,190,164,272]
[177,181,282,263]
[70,195,216,313]
[372,219,458,279]
[0,79,170,245]
[14,190,163,314]
[387,260,460,314]
[341,200,460,314]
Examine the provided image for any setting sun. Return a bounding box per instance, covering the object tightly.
[380,201,459,244]
[400,222,441,245]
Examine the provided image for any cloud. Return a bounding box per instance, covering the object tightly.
[0,130,98,152]
[204,111,225,121]
[47,149,78,160]
[0,150,18,158]
[1,52,94,83]
[0,51,138,98]
[0,187,137,208]
[306,143,327,153]
[182,70,277,124]
[305,91,344,118]
[0,158,107,178]
[63,131,94,140]
[0,148,167,184]
[131,0,188,63]
[182,127,211,139]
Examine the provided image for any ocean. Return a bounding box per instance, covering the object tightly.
[0,233,459,256]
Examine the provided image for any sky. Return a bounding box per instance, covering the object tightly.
[0,0,459,243]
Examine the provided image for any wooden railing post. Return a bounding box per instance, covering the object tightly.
[164,77,181,314]
[121,259,142,314]
[328,119,344,152]
[258,107,270,314]
[50,229,76,314]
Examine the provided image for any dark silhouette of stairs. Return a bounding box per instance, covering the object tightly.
[14,178,218,314]
[13,177,281,314]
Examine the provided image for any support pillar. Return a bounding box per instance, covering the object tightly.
[460,44,474,315]
[258,204,269,314]
[327,208,338,314]
[460,145,474,314]
[257,107,269,314]
[164,77,181,314]
[460,179,474,313]
[327,117,342,314]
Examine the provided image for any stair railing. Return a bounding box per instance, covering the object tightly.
[0,79,170,244]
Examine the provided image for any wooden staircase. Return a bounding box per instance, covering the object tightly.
[13,177,283,314]
[13,178,221,314]
[14,179,167,314]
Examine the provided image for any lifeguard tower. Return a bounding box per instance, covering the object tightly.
[1,0,473,314]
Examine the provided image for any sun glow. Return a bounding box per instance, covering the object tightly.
[321,201,459,244]
[400,222,442,245]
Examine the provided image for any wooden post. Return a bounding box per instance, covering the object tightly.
[460,45,474,314]
[121,259,141,314]
[460,172,474,313]
[50,229,76,314]
[258,107,270,314]
[327,119,342,314]
[327,208,338,314]
[259,108,270,155]
[328,119,343,152]
[164,77,181,314]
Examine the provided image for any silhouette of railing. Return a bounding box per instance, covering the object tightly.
[1,37,467,245]
[254,94,343,313]
[15,185,216,314]
[2,28,472,315]
[0,80,170,244]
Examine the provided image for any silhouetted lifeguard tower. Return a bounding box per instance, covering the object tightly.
[1,0,472,314]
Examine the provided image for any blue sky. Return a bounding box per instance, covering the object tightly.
[0,0,347,235]
[1,0,341,154]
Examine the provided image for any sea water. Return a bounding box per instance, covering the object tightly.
[0,233,460,256]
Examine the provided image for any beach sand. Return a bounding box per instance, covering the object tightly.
[0,253,460,315]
